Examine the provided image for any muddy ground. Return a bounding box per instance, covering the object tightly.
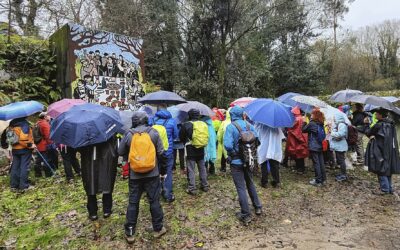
[0,161,399,249]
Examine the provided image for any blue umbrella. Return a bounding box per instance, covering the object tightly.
[277,92,313,113]
[0,101,44,120]
[168,106,188,124]
[330,89,363,103]
[51,104,123,148]
[364,96,399,112]
[138,105,156,117]
[244,99,295,128]
[138,90,187,105]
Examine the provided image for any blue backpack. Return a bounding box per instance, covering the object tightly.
[316,124,326,144]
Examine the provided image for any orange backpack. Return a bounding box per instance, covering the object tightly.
[128,128,156,173]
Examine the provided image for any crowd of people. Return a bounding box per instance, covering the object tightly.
[2,100,400,243]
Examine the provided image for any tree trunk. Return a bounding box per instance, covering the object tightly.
[217,45,227,106]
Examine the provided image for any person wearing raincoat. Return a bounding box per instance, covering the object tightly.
[256,123,285,188]
[203,117,217,175]
[217,109,231,172]
[78,136,118,221]
[364,109,400,194]
[329,112,349,182]
[285,107,309,174]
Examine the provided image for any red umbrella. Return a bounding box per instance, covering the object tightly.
[47,99,86,118]
[230,97,256,108]
[212,108,225,121]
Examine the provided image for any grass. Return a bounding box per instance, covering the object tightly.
[0,152,388,249]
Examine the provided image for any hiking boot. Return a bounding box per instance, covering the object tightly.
[255,208,262,216]
[201,186,209,192]
[89,215,98,221]
[261,183,268,189]
[372,190,390,196]
[186,189,197,196]
[335,174,348,182]
[10,188,18,193]
[165,195,175,203]
[309,179,322,187]
[235,212,251,224]
[103,212,112,218]
[153,227,167,238]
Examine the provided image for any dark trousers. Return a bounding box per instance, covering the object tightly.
[163,154,174,200]
[310,151,326,183]
[10,150,32,189]
[295,158,305,173]
[230,164,262,218]
[125,177,164,235]
[87,193,113,216]
[173,148,185,170]
[48,148,59,169]
[221,154,227,172]
[61,147,81,180]
[205,161,215,174]
[34,151,54,177]
[335,151,347,175]
[261,160,280,186]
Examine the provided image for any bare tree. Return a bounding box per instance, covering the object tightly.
[114,34,145,80]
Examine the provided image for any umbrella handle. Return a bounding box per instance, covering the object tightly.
[93,146,97,161]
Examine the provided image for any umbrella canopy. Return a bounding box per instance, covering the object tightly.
[47,98,86,118]
[167,106,189,124]
[138,90,187,105]
[230,97,257,108]
[244,99,295,128]
[330,89,363,103]
[348,95,400,114]
[364,96,400,112]
[0,101,44,121]
[138,105,156,117]
[291,95,328,109]
[277,92,313,113]
[320,105,351,125]
[176,101,214,117]
[51,104,123,148]
[119,110,134,132]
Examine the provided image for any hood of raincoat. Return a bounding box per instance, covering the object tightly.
[155,110,173,120]
[10,117,30,134]
[229,106,243,121]
[334,112,346,125]
[132,111,148,127]
[292,106,301,116]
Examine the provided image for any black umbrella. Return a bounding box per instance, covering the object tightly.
[349,95,400,115]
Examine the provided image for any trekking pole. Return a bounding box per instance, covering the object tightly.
[35,149,56,176]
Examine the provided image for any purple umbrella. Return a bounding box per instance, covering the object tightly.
[47,99,86,118]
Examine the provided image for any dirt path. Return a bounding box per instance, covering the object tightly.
[213,168,400,250]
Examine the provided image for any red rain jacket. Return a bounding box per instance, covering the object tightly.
[286,107,309,159]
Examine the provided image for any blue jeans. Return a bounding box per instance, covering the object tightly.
[230,164,262,218]
[163,154,174,200]
[125,176,164,235]
[10,149,32,189]
[310,151,326,183]
[378,175,392,193]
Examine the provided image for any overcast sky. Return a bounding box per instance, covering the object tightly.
[342,0,400,30]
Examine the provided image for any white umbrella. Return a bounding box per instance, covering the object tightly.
[320,105,351,125]
[291,95,328,109]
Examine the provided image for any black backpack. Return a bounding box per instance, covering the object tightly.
[347,125,358,146]
[232,122,258,170]
[32,124,43,144]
